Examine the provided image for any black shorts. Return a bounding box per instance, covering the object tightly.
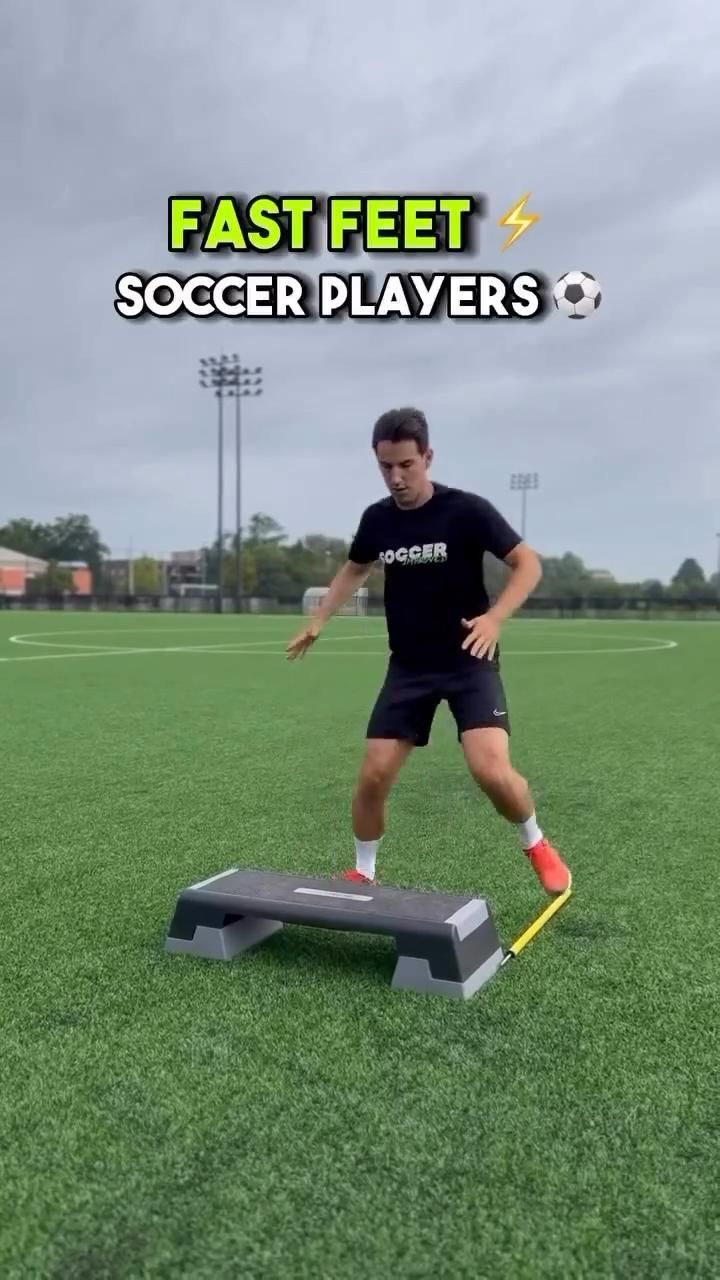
[366,656,510,747]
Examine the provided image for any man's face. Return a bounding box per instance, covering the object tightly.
[375,439,433,507]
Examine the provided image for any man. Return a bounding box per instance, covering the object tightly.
[286,407,571,896]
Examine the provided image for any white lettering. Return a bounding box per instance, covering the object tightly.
[378,543,450,566]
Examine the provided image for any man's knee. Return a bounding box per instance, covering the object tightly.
[356,739,411,795]
[461,729,514,791]
[471,757,515,793]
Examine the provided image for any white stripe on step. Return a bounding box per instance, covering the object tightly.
[294,888,374,902]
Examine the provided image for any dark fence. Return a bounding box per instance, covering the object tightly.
[1,592,719,620]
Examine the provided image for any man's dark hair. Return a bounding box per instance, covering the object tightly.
[372,407,429,453]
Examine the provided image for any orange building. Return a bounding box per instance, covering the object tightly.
[58,561,93,593]
[0,546,92,595]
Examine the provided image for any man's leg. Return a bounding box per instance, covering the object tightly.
[339,660,438,882]
[460,726,571,893]
[345,738,414,880]
[460,724,536,825]
[445,663,570,893]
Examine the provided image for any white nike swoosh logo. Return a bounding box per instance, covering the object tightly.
[492,709,507,716]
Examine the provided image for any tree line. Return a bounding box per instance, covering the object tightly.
[1,511,718,602]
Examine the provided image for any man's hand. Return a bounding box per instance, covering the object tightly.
[461,612,501,660]
[286,617,323,660]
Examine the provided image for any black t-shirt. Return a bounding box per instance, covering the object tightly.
[348,483,521,669]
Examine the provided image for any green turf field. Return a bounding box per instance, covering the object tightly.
[1,610,718,1278]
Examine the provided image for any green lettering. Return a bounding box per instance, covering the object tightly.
[281,197,315,250]
[328,198,362,251]
[202,198,247,251]
[246,197,282,250]
[437,197,473,250]
[403,198,438,250]
[365,198,399,249]
[168,197,203,250]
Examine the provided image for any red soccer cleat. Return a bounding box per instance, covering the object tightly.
[525,838,572,895]
[335,868,376,886]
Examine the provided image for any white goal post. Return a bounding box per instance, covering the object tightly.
[302,586,369,617]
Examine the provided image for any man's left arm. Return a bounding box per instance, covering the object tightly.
[460,497,542,658]
[487,541,543,622]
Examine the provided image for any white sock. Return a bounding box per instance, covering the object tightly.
[516,812,543,850]
[354,836,381,878]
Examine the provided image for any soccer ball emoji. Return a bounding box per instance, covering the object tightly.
[552,271,602,318]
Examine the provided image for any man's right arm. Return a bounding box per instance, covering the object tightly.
[314,507,378,623]
[287,509,377,659]
[312,559,372,624]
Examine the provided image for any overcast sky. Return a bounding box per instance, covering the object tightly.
[1,0,718,582]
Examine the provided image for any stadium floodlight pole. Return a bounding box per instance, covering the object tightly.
[510,472,539,539]
[227,358,263,614]
[199,355,234,613]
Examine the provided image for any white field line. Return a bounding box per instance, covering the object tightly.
[0,633,679,664]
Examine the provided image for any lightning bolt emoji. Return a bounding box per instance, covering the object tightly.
[498,192,540,250]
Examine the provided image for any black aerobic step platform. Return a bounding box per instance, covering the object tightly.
[165,867,505,998]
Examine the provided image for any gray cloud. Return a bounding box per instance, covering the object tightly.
[0,0,718,579]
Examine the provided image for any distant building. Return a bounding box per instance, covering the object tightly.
[587,569,615,582]
[0,546,47,595]
[100,550,204,594]
[0,546,91,595]
[167,550,206,591]
[57,561,93,593]
[103,558,132,587]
